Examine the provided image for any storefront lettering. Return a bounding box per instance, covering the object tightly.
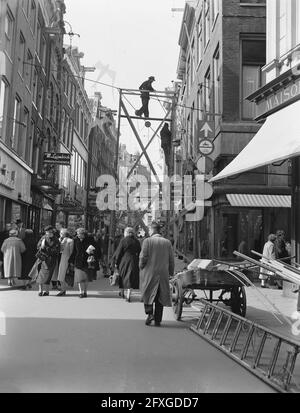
[264,79,300,114]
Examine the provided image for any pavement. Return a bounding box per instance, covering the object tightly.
[0,267,276,393]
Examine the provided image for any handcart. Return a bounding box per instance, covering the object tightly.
[170,259,258,321]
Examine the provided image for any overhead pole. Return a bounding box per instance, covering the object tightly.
[108,88,122,263]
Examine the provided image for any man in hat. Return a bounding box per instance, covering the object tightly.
[139,221,174,327]
[135,76,156,119]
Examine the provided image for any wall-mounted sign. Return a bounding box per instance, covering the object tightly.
[44,153,71,166]
[199,139,215,156]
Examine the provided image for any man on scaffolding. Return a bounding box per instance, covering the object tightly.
[135,76,156,119]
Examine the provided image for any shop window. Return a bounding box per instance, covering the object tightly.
[215,209,263,260]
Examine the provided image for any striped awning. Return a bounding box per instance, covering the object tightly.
[226,194,291,208]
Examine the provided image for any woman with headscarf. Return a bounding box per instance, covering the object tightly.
[115,227,141,302]
[1,229,26,287]
[69,228,97,298]
[20,230,37,290]
[57,229,74,296]
[36,226,60,296]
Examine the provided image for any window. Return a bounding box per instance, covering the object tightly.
[25,50,33,90]
[204,68,211,116]
[278,0,288,56]
[27,119,35,166]
[212,0,219,24]
[19,32,26,78]
[4,9,14,58]
[55,95,60,129]
[33,69,38,106]
[30,1,36,32]
[64,115,69,145]
[61,110,66,142]
[18,107,29,159]
[40,36,46,68]
[68,119,73,148]
[204,0,210,47]
[197,89,203,121]
[12,96,21,150]
[197,13,203,64]
[36,21,41,59]
[214,46,221,124]
[38,81,44,114]
[0,79,9,141]
[242,39,266,119]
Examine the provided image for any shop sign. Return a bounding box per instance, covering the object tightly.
[44,153,71,166]
[255,77,300,119]
[0,168,16,190]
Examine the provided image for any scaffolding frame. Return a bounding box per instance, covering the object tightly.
[107,88,177,260]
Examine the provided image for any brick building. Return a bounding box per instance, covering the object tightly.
[175,0,291,260]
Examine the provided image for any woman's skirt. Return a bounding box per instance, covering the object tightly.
[74,268,88,284]
[36,261,56,285]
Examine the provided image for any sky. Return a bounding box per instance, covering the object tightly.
[64,0,186,171]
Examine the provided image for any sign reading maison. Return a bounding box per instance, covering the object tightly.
[44,153,71,166]
[255,78,300,119]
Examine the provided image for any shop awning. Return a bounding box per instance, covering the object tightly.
[227,194,291,208]
[210,100,300,182]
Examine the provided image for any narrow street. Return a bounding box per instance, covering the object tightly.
[0,277,274,393]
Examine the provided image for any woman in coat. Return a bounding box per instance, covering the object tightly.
[1,229,26,287]
[57,229,74,296]
[259,234,276,288]
[36,226,60,296]
[115,227,141,302]
[20,230,37,289]
[69,228,97,298]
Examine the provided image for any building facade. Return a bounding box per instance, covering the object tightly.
[0,0,65,233]
[87,93,118,233]
[175,0,291,261]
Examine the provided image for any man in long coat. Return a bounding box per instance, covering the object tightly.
[139,222,175,327]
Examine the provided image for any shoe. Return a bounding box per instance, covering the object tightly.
[261,284,266,289]
[57,291,66,297]
[119,291,125,298]
[79,293,87,299]
[155,322,161,327]
[145,315,154,326]
[135,110,140,117]
[38,292,43,297]
[42,292,49,297]
[126,296,131,303]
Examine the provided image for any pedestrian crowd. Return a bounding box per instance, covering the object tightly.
[0,220,175,327]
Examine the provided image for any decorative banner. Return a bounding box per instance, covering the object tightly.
[44,153,71,166]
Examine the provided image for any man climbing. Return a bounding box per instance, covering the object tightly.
[135,76,156,119]
[160,123,172,171]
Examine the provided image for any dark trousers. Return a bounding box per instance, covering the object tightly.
[136,97,150,118]
[144,288,164,323]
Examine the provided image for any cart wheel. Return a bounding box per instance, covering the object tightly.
[171,279,184,321]
[231,286,247,317]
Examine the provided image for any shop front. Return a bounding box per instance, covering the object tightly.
[0,142,33,230]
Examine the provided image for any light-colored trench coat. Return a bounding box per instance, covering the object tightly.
[139,234,175,306]
[259,240,276,281]
[58,237,74,283]
[1,237,26,279]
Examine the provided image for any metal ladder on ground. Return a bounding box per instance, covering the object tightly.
[191,299,300,393]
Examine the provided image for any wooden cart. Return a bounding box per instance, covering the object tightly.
[170,261,256,321]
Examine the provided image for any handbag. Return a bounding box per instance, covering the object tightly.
[109,269,120,287]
